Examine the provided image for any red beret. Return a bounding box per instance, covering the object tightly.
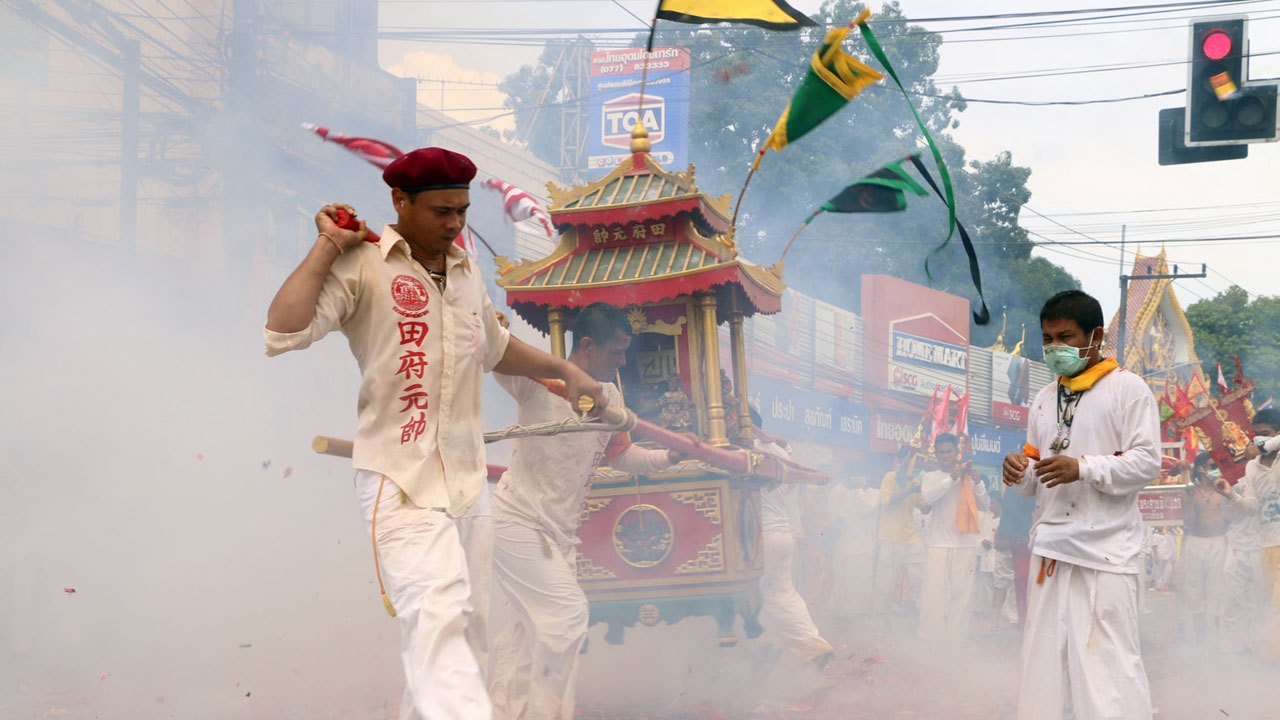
[382,147,477,191]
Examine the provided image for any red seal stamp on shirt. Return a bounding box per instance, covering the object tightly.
[391,274,430,318]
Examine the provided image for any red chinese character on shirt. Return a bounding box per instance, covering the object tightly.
[396,350,428,380]
[398,321,429,347]
[400,412,426,443]
[399,383,430,411]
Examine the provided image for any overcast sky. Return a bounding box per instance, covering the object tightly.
[376,0,1280,317]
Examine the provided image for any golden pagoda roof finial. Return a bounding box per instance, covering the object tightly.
[1011,323,1027,357]
[630,121,651,154]
[987,312,1008,353]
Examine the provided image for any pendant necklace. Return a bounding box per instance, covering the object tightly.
[1051,384,1084,453]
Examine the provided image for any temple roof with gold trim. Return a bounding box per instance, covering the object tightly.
[1105,249,1202,389]
[497,125,785,331]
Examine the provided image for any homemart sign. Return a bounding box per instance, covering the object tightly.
[887,313,967,397]
[893,332,967,372]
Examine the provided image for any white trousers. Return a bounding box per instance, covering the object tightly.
[1176,534,1227,627]
[761,531,834,662]
[1017,558,1151,720]
[1219,546,1265,654]
[355,470,492,720]
[488,518,589,720]
[873,540,925,613]
[918,546,978,642]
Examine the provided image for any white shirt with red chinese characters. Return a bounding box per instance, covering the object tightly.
[264,226,510,517]
[1013,368,1161,573]
[491,376,670,551]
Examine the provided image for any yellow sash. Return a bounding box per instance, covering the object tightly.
[1059,357,1119,393]
[956,475,980,534]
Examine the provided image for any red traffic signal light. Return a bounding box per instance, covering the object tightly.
[1202,30,1232,61]
[1186,16,1278,146]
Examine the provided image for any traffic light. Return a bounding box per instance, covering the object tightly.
[1159,108,1247,165]
[1186,16,1278,145]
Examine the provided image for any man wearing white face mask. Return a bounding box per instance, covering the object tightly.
[1240,408,1280,660]
[1002,290,1160,720]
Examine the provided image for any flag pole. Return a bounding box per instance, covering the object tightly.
[730,149,767,232]
[773,210,821,268]
[466,224,499,258]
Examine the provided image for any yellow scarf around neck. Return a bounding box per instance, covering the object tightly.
[1059,357,1119,393]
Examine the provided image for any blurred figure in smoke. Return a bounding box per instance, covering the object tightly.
[989,487,1035,629]
[751,408,835,669]
[1149,528,1177,592]
[918,433,989,642]
[1002,290,1159,720]
[1217,414,1267,655]
[1177,452,1230,646]
[263,147,605,720]
[872,446,925,631]
[1242,408,1280,660]
[973,495,1001,624]
[827,470,881,620]
[487,303,678,720]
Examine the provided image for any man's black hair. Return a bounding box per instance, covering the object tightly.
[571,302,632,352]
[1194,451,1215,468]
[1040,290,1105,336]
[749,406,763,429]
[934,433,959,449]
[1254,408,1280,431]
[896,445,913,461]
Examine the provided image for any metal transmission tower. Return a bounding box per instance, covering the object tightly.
[558,39,591,185]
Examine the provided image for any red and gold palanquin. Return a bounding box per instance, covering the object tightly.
[495,127,788,644]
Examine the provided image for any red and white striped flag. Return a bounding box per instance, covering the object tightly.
[482,177,554,238]
[1216,362,1230,394]
[302,123,404,169]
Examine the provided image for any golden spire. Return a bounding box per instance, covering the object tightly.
[987,312,1008,353]
[630,121,651,154]
[1011,323,1026,357]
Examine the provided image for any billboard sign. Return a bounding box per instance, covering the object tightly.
[861,275,970,410]
[749,374,869,450]
[588,47,690,176]
[887,313,968,397]
[991,351,1032,427]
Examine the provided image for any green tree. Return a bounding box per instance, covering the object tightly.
[1185,287,1280,403]
[498,1,1078,344]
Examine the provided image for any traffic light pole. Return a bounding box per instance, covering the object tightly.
[1116,263,1207,367]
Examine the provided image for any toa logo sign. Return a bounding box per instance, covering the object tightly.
[601,93,665,149]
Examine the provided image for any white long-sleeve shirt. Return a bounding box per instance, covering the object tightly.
[1247,455,1280,549]
[265,228,510,516]
[1224,469,1261,552]
[491,375,670,550]
[1014,367,1161,574]
[757,441,802,536]
[920,468,990,548]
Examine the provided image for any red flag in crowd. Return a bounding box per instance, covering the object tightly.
[301,123,404,169]
[482,178,555,238]
[1217,362,1230,394]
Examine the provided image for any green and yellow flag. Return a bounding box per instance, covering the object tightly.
[655,0,818,31]
[757,17,883,165]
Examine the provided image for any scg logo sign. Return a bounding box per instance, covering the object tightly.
[602,93,665,149]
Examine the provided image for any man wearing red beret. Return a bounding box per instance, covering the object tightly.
[265,146,607,720]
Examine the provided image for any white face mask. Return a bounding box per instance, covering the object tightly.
[1043,329,1101,378]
